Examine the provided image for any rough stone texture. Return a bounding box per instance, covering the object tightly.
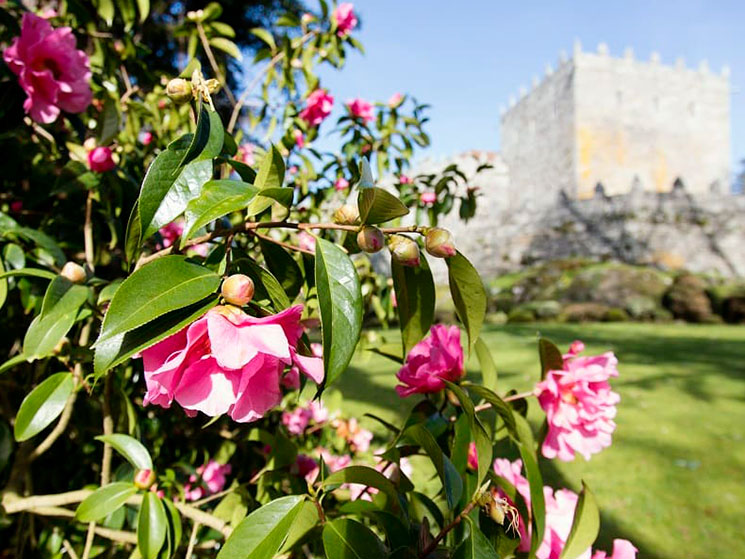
[501,43,731,200]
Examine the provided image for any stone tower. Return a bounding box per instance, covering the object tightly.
[501,42,731,201]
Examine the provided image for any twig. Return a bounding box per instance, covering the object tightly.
[418,501,477,558]
[196,22,236,106]
[84,190,95,272]
[13,505,136,544]
[252,231,314,256]
[227,31,316,133]
[62,538,80,559]
[136,221,423,269]
[185,522,200,559]
[473,390,535,413]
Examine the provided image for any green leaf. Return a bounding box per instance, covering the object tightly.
[0,268,56,282]
[96,434,153,470]
[322,518,387,559]
[443,381,492,485]
[96,0,115,26]
[231,258,290,310]
[446,251,486,351]
[539,338,564,379]
[161,497,182,556]
[218,495,305,559]
[251,28,276,51]
[96,96,120,145]
[181,179,258,247]
[514,415,545,558]
[95,256,219,344]
[323,465,400,503]
[391,252,434,354]
[560,482,600,559]
[14,373,74,441]
[278,501,318,553]
[315,237,362,388]
[259,239,303,301]
[94,295,218,377]
[75,482,138,522]
[210,37,242,61]
[246,145,285,216]
[0,354,27,376]
[403,424,463,509]
[136,0,149,22]
[474,337,498,392]
[40,276,89,318]
[138,492,168,559]
[135,136,213,243]
[357,187,409,225]
[453,517,499,559]
[357,158,375,188]
[179,105,224,169]
[463,383,517,439]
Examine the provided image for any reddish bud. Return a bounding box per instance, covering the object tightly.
[88,146,116,173]
[425,228,456,258]
[221,274,255,306]
[388,235,420,267]
[60,262,87,284]
[332,204,359,225]
[134,469,156,490]
[357,226,385,253]
[166,78,193,104]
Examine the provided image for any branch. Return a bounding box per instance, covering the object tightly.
[196,22,236,106]
[84,190,95,271]
[10,505,137,544]
[135,220,424,269]
[473,390,535,414]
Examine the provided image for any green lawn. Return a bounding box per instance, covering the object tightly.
[332,322,745,559]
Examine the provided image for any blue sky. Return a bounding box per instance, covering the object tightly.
[316,0,744,173]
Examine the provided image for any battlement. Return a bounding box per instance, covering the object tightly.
[500,42,731,201]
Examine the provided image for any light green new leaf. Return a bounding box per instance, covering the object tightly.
[404,424,463,509]
[95,256,220,344]
[136,0,149,22]
[181,179,258,247]
[138,492,168,559]
[251,28,276,51]
[560,482,600,559]
[217,495,305,559]
[446,251,486,351]
[246,144,286,215]
[357,158,375,188]
[357,187,409,224]
[96,434,153,470]
[391,253,435,354]
[210,37,242,61]
[322,518,387,559]
[14,373,74,441]
[75,482,138,522]
[94,295,218,377]
[315,237,362,388]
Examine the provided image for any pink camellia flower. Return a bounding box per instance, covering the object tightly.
[388,92,404,108]
[282,366,301,389]
[292,453,319,482]
[467,442,478,471]
[236,143,255,166]
[309,399,329,423]
[346,98,374,123]
[140,131,154,146]
[334,177,350,191]
[298,231,316,253]
[184,460,231,501]
[299,89,334,126]
[3,13,92,123]
[156,220,184,249]
[282,406,312,435]
[534,342,620,461]
[347,418,373,453]
[88,146,115,173]
[10,201,23,213]
[420,191,437,205]
[565,340,585,360]
[592,541,638,559]
[140,304,323,423]
[399,174,413,185]
[293,129,305,148]
[396,324,464,397]
[333,3,358,37]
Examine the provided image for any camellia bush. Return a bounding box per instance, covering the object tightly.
[0,1,636,558]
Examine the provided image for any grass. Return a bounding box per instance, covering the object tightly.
[332,322,745,559]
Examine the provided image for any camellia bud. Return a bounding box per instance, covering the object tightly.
[425,227,456,258]
[60,261,87,284]
[134,469,156,490]
[221,274,255,306]
[388,235,420,267]
[332,204,359,225]
[166,78,193,104]
[356,226,385,253]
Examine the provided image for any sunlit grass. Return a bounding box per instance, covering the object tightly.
[334,322,745,559]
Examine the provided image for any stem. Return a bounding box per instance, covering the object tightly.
[185,522,200,559]
[418,501,477,558]
[251,231,314,256]
[136,220,424,269]
[227,31,316,133]
[473,391,535,414]
[84,190,95,271]
[196,22,236,106]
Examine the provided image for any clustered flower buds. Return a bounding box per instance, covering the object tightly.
[357,226,385,253]
[388,235,420,267]
[60,261,86,284]
[425,227,456,258]
[134,468,156,490]
[221,274,255,306]
[333,204,359,225]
